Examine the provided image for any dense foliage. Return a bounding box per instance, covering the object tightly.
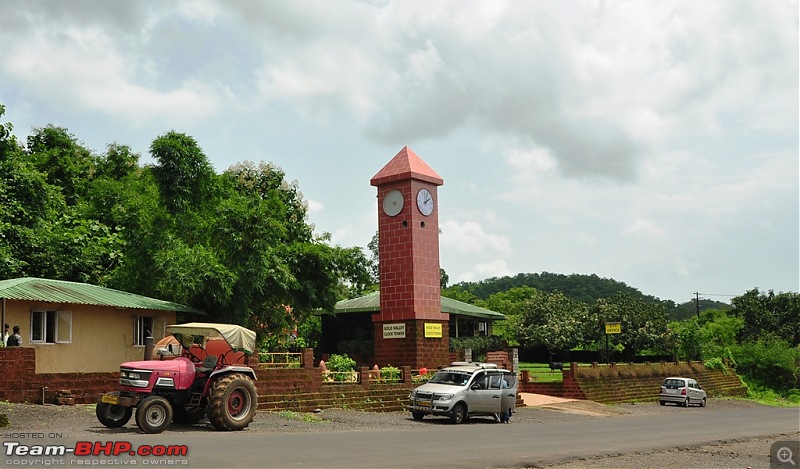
[444,276,798,394]
[447,272,729,320]
[0,105,370,350]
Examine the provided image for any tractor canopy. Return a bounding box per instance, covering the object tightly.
[166,322,257,355]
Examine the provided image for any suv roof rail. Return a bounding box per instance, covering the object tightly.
[449,361,499,369]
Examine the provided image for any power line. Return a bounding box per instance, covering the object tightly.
[693,291,738,318]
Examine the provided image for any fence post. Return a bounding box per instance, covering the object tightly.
[302,348,314,369]
[360,366,370,390]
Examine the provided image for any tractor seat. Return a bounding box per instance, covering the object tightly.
[196,355,217,373]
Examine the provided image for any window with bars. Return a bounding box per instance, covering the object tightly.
[133,316,166,346]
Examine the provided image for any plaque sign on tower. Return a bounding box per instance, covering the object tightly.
[370,146,448,369]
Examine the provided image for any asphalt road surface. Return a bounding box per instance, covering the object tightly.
[181,406,799,468]
[4,404,797,468]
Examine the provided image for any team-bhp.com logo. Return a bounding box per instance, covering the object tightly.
[5,440,188,457]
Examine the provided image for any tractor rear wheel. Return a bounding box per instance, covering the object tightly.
[208,373,257,431]
[135,396,173,434]
[96,401,133,428]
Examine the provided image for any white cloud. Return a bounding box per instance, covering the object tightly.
[455,259,513,283]
[622,219,665,238]
[0,0,795,302]
[2,21,224,127]
[306,199,324,213]
[440,220,512,256]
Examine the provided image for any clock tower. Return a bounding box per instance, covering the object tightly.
[370,146,448,369]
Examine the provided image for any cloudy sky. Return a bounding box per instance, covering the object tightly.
[1,1,797,303]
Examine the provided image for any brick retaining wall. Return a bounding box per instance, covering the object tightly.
[0,348,749,411]
[0,348,118,404]
[0,348,413,411]
[518,361,747,404]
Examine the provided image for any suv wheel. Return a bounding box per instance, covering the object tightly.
[412,411,425,421]
[449,404,466,424]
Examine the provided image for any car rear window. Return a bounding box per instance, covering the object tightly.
[664,379,686,387]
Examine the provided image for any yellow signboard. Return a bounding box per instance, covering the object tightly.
[424,323,442,338]
[605,322,621,334]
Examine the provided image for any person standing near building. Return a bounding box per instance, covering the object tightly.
[6,325,22,347]
[0,323,9,347]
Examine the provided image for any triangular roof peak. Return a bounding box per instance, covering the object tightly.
[370,146,444,187]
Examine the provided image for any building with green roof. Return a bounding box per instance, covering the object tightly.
[0,277,202,373]
[316,291,505,365]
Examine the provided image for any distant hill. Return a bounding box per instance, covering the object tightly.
[447,272,730,321]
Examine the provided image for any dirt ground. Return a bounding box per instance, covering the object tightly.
[0,398,797,468]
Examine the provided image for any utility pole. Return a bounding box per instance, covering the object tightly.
[694,292,701,318]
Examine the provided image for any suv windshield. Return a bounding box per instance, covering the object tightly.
[428,370,471,386]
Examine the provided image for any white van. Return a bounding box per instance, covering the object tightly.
[408,362,517,424]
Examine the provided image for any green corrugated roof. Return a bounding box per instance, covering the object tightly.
[0,277,202,314]
[328,291,505,320]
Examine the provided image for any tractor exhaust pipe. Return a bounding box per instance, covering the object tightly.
[144,336,154,361]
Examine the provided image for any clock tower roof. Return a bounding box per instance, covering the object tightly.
[370,146,444,187]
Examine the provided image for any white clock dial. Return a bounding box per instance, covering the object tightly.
[416,188,434,216]
[382,189,404,217]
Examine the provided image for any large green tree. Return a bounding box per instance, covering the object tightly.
[588,293,670,360]
[516,289,589,357]
[730,288,800,346]
[1,105,372,349]
[111,137,371,348]
[0,121,125,283]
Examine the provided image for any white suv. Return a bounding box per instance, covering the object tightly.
[659,376,707,407]
[408,362,517,424]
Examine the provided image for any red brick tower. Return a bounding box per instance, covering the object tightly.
[370,146,448,369]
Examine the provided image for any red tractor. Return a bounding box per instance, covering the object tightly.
[97,322,258,434]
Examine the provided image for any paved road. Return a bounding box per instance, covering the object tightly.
[13,405,794,468]
[195,406,799,468]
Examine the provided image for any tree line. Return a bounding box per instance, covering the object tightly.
[444,275,799,395]
[0,104,370,349]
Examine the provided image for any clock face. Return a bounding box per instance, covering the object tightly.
[382,189,404,217]
[416,188,434,216]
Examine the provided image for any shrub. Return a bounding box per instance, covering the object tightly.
[323,354,358,383]
[379,365,401,382]
[731,339,799,390]
[703,357,727,374]
[327,354,356,372]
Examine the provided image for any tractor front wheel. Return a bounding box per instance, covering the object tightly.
[96,401,133,428]
[208,373,257,431]
[135,396,173,434]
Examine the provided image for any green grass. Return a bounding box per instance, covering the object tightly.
[737,378,800,407]
[274,410,328,423]
[518,362,567,383]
